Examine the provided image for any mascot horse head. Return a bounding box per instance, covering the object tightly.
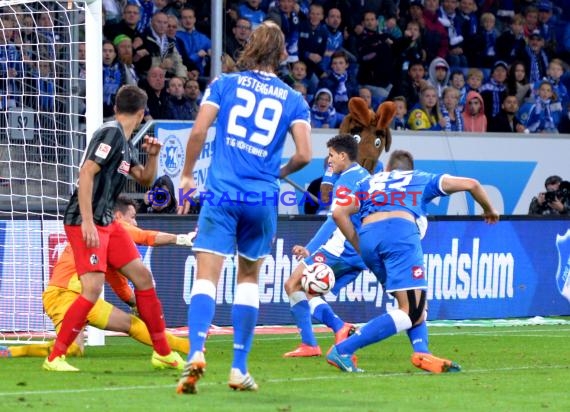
[318,97,397,206]
[338,97,396,174]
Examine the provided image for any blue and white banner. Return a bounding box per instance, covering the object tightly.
[0,220,50,332]
[154,121,215,195]
[283,130,570,216]
[1,217,569,331]
[149,122,570,215]
[104,216,570,327]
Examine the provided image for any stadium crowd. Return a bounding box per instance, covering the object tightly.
[95,0,570,133]
[2,0,570,132]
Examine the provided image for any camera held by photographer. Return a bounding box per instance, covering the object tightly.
[528,175,570,215]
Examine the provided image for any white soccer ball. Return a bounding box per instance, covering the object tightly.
[301,263,335,295]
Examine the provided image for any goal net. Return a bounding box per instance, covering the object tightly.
[0,0,101,344]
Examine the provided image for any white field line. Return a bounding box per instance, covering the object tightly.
[230,328,570,343]
[0,364,568,398]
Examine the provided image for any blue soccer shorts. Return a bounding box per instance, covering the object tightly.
[193,202,277,260]
[359,218,427,293]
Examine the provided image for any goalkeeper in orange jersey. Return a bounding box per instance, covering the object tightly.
[0,197,195,360]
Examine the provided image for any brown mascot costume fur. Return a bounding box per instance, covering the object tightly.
[320,98,397,204]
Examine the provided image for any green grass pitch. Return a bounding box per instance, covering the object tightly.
[1,323,569,412]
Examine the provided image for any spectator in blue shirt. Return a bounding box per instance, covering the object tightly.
[310,88,344,128]
[298,3,328,84]
[238,0,266,30]
[102,40,123,119]
[266,0,303,63]
[321,7,345,74]
[318,50,358,115]
[176,6,211,76]
[0,19,22,110]
[520,80,562,133]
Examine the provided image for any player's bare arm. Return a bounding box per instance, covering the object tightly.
[279,123,312,178]
[78,159,101,248]
[178,104,219,214]
[332,199,360,253]
[130,136,162,186]
[441,176,500,224]
[319,183,333,205]
[292,245,310,259]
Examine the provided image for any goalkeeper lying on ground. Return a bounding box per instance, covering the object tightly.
[0,197,195,360]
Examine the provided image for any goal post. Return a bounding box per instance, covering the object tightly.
[0,0,103,345]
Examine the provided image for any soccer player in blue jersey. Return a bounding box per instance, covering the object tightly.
[329,149,500,373]
[284,134,368,357]
[176,21,312,394]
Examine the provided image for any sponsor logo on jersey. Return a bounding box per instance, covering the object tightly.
[412,265,424,279]
[95,143,111,159]
[313,252,326,263]
[118,160,130,175]
[159,134,184,178]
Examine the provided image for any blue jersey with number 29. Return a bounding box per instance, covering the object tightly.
[357,170,448,219]
[201,70,310,198]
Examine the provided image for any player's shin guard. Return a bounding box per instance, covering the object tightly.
[290,291,318,346]
[309,296,344,333]
[134,288,170,356]
[336,310,412,355]
[48,295,94,361]
[232,283,259,375]
[187,279,216,360]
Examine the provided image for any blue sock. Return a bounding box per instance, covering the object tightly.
[232,304,258,374]
[292,301,317,346]
[407,320,430,353]
[290,292,317,346]
[187,293,215,361]
[311,298,344,333]
[231,283,259,374]
[336,310,411,355]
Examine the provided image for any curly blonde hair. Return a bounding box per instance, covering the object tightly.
[236,21,285,72]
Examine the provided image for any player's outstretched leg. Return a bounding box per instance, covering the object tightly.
[327,310,413,373]
[284,291,321,357]
[2,340,83,358]
[2,343,48,357]
[128,315,190,355]
[309,296,356,344]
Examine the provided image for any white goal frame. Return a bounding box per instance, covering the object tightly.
[0,0,103,345]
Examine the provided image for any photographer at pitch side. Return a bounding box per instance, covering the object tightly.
[528,175,570,215]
